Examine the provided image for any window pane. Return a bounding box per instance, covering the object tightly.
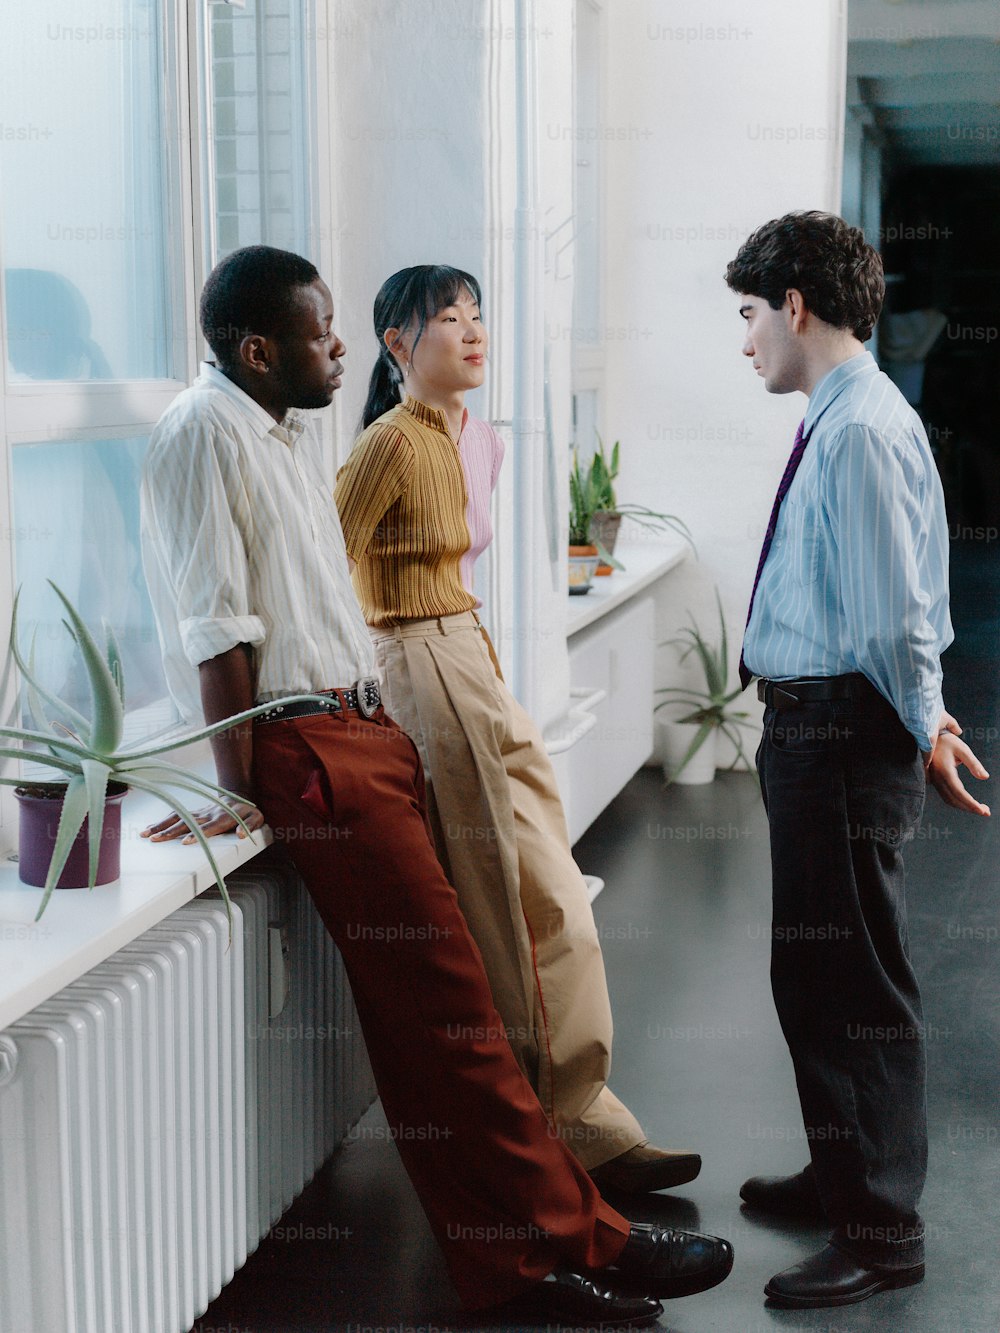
[573,389,599,458]
[0,2,172,381]
[11,438,175,742]
[207,0,311,260]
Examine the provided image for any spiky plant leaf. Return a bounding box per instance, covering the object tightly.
[105,623,125,707]
[119,694,339,761]
[0,724,92,763]
[47,583,123,753]
[81,759,112,886]
[665,717,716,785]
[0,746,85,776]
[715,587,729,682]
[35,775,90,920]
[10,592,91,739]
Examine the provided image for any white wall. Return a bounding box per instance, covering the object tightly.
[322,0,493,444]
[318,0,579,731]
[602,0,846,758]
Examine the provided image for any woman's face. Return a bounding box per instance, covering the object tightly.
[390,286,488,395]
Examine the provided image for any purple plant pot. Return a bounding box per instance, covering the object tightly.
[14,782,127,889]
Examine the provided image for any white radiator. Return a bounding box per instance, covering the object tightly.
[0,854,375,1333]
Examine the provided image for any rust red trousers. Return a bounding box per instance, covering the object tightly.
[251,702,630,1310]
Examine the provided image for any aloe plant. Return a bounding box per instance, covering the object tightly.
[590,436,620,511]
[571,440,694,566]
[654,587,756,782]
[0,582,327,921]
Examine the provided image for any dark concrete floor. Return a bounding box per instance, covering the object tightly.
[193,542,1000,1333]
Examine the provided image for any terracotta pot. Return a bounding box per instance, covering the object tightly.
[590,510,622,575]
[14,780,128,889]
[568,544,600,595]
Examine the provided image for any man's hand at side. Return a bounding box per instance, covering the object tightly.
[924,711,991,816]
[142,642,266,843]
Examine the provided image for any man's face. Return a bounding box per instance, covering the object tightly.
[271,279,345,409]
[738,293,804,395]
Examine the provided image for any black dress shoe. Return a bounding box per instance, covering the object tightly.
[739,1165,825,1220]
[522,1269,663,1328]
[764,1242,925,1309]
[607,1223,734,1298]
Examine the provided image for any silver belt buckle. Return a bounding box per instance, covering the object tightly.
[355,676,381,719]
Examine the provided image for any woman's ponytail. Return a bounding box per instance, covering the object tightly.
[360,345,402,432]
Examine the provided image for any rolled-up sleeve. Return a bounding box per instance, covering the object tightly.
[143,416,266,668]
[821,425,948,750]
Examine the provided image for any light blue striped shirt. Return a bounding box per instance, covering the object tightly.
[743,351,953,751]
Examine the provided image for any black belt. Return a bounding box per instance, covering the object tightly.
[756,673,874,710]
[254,677,382,724]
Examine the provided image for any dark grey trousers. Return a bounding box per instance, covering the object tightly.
[757,680,928,1268]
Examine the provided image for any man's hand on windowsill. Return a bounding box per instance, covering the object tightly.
[142,798,265,844]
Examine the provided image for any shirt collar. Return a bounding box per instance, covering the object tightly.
[198,361,306,445]
[402,394,468,440]
[804,351,876,437]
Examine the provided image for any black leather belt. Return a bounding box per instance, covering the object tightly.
[255,677,382,724]
[757,674,873,710]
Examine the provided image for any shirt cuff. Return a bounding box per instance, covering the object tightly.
[902,683,944,754]
[180,614,266,668]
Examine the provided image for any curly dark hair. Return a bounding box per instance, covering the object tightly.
[200,245,320,368]
[724,211,884,341]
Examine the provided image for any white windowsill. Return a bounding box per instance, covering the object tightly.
[566,536,691,637]
[0,739,272,1032]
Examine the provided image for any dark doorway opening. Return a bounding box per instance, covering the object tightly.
[880,166,1000,535]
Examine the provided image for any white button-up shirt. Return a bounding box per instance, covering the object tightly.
[141,363,376,726]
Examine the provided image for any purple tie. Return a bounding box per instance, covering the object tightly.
[739,419,810,689]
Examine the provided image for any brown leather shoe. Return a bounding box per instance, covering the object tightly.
[590,1143,702,1194]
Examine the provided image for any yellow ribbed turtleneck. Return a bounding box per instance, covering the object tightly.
[334,396,477,628]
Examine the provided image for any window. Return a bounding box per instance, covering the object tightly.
[2,2,180,383]
[0,1,195,788]
[201,0,315,260]
[0,0,318,850]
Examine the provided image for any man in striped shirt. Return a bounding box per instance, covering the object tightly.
[726,212,990,1310]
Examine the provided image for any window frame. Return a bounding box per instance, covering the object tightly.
[571,0,606,457]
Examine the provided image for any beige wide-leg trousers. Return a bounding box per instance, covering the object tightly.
[371,611,645,1169]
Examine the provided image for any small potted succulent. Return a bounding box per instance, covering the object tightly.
[0,582,326,921]
[654,588,756,784]
[576,438,693,581]
[588,438,623,575]
[568,448,611,594]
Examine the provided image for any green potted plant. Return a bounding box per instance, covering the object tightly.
[588,437,622,574]
[0,582,327,921]
[583,436,694,576]
[654,588,756,784]
[568,448,609,594]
